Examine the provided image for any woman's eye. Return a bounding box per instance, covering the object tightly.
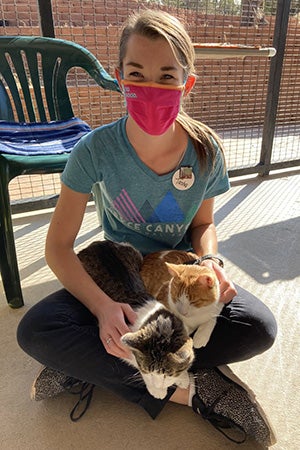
[129,71,143,78]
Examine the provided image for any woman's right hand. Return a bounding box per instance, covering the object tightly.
[46,184,137,360]
[96,298,137,359]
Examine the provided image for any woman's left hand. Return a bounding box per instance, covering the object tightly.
[201,260,237,304]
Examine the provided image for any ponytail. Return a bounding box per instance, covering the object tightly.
[176,111,226,173]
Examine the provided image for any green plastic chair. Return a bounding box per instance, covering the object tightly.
[0,36,121,308]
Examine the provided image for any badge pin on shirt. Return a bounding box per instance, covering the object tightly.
[172,166,195,190]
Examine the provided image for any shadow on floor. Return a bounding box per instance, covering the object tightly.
[220,217,300,283]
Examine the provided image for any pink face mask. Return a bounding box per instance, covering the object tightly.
[121,80,184,135]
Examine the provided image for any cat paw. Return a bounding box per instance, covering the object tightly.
[193,334,210,349]
[147,387,168,399]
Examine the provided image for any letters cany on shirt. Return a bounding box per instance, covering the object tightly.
[61,117,230,255]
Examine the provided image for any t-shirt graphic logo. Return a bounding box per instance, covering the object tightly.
[113,188,146,223]
[113,189,184,224]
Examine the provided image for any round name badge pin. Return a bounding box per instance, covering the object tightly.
[172,166,195,191]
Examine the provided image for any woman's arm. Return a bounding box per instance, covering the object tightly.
[190,198,237,303]
[45,183,136,357]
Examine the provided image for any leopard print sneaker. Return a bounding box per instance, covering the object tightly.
[31,366,82,401]
[191,365,276,446]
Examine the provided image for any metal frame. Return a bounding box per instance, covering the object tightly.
[20,0,300,184]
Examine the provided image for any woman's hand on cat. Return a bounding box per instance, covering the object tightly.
[201,260,237,304]
[97,299,137,358]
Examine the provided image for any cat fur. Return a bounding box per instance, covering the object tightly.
[77,240,194,399]
[141,250,223,348]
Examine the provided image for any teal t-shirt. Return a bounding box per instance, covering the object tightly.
[61,117,230,254]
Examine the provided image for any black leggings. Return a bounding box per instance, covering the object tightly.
[17,285,277,419]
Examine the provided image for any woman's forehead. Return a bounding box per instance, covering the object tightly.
[123,34,181,69]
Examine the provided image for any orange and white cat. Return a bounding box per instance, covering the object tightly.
[77,241,194,399]
[141,250,222,349]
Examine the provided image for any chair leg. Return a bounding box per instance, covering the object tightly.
[0,166,24,308]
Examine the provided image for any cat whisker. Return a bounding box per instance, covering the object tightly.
[126,370,141,380]
[218,315,252,326]
[231,319,251,326]
[189,383,196,390]
[188,379,198,390]
[124,371,144,386]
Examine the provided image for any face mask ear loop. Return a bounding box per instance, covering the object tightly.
[115,68,125,93]
[183,75,196,97]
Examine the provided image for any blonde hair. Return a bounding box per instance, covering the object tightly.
[118,9,226,171]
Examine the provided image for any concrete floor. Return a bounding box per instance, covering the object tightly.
[1,170,299,450]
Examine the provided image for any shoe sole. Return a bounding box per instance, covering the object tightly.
[31,365,47,400]
[217,364,277,446]
[31,366,67,401]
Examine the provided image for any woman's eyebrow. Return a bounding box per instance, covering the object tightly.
[160,65,178,72]
[125,62,178,72]
[125,62,143,69]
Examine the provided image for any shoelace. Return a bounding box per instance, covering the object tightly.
[193,388,247,444]
[62,377,95,422]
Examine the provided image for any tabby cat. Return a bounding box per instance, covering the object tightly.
[140,250,222,349]
[77,240,194,400]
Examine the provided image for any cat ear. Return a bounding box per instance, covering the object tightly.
[170,338,194,364]
[165,262,181,277]
[121,331,143,352]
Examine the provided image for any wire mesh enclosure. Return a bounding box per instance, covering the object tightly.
[0,0,299,207]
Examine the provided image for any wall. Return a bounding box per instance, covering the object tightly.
[1,1,299,131]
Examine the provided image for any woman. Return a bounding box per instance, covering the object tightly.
[17,9,277,446]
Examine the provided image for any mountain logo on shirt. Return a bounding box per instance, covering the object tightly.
[113,189,184,224]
